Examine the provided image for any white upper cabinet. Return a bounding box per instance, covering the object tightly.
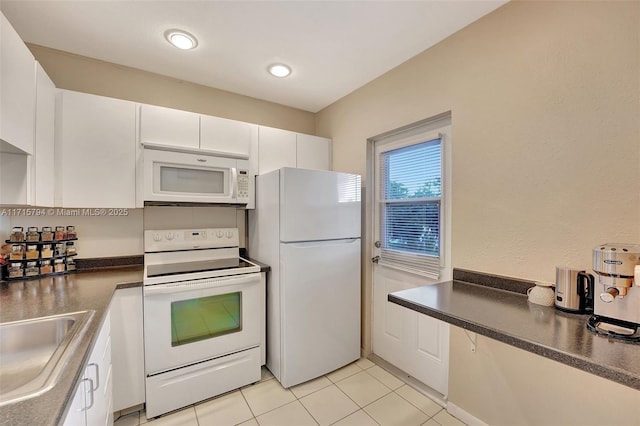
[258,126,331,175]
[258,126,297,174]
[33,62,56,207]
[1,12,36,155]
[201,115,255,157]
[296,134,331,171]
[139,104,199,149]
[56,90,136,208]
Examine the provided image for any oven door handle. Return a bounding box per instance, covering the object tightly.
[144,273,261,296]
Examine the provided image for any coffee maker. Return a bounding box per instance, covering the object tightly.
[588,243,640,341]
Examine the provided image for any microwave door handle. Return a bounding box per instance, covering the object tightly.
[231,167,238,199]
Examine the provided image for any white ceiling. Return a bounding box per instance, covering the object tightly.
[1,1,507,113]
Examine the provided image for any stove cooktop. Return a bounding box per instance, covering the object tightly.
[146,258,256,279]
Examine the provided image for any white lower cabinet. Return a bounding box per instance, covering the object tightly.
[64,312,112,426]
[110,287,145,412]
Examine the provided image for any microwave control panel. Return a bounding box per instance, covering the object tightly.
[237,170,249,200]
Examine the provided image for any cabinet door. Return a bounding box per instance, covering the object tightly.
[33,63,56,207]
[0,12,36,155]
[296,134,331,171]
[200,115,255,157]
[85,312,112,426]
[57,91,136,208]
[111,287,145,412]
[139,104,199,149]
[63,378,86,426]
[258,126,296,174]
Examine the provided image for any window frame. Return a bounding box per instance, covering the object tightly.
[373,119,450,280]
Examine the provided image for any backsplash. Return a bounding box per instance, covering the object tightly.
[1,207,246,259]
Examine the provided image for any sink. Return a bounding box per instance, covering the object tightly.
[0,310,94,406]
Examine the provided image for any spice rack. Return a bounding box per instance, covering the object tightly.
[3,226,78,281]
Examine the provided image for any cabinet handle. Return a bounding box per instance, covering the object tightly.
[82,378,94,411]
[87,363,99,391]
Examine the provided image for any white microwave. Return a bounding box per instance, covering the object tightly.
[143,148,250,205]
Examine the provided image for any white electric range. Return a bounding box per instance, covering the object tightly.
[142,228,262,418]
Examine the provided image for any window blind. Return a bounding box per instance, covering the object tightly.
[379,137,442,279]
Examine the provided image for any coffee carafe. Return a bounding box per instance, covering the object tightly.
[588,243,640,341]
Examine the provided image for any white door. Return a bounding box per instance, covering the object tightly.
[143,273,261,374]
[279,168,361,242]
[371,119,451,396]
[280,239,361,387]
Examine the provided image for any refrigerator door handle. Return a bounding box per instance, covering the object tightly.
[285,239,359,248]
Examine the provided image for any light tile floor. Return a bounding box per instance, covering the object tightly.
[114,358,467,426]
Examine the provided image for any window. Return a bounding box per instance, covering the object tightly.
[375,117,448,279]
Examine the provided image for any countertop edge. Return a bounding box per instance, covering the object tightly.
[388,290,640,391]
[55,278,143,425]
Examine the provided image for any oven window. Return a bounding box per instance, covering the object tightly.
[170,292,242,346]
[160,166,225,194]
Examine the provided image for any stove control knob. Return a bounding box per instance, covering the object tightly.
[226,231,234,239]
[153,233,162,242]
[216,230,224,238]
[165,232,175,241]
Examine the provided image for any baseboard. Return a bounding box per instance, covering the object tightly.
[447,401,488,426]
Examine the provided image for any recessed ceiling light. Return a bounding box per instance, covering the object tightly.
[165,29,198,50]
[268,64,292,78]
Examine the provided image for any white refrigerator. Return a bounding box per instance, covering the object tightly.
[249,167,361,388]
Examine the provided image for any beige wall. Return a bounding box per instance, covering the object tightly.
[316,0,640,283]
[316,0,640,420]
[449,326,639,425]
[28,44,315,134]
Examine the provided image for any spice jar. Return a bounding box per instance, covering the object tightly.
[41,244,53,258]
[66,259,76,271]
[10,227,24,242]
[9,244,24,260]
[8,263,24,278]
[54,243,65,257]
[26,227,40,242]
[66,226,77,240]
[41,227,54,242]
[65,242,77,256]
[40,260,53,275]
[25,261,39,277]
[55,226,66,241]
[25,245,39,260]
[54,259,65,273]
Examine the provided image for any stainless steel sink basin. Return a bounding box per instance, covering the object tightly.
[0,310,94,406]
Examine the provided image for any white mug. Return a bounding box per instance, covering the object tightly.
[527,281,555,306]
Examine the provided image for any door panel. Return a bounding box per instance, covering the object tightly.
[279,168,361,242]
[372,130,450,396]
[280,239,360,387]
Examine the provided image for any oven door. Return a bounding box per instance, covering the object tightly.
[143,272,261,375]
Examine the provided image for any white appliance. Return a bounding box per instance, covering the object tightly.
[143,146,250,205]
[249,167,361,388]
[143,228,263,418]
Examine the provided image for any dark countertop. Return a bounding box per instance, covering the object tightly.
[389,279,640,391]
[0,267,144,426]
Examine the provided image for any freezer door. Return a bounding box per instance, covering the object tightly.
[280,168,361,242]
[279,238,361,387]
